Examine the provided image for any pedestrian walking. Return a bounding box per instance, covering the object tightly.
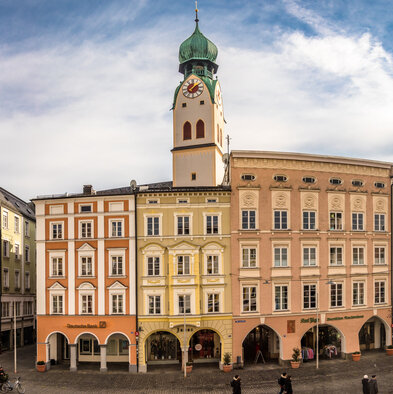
[230,374,241,394]
[362,375,370,394]
[284,375,293,394]
[278,372,287,394]
[369,375,378,394]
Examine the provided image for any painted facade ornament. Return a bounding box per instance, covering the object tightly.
[242,192,257,208]
[376,199,385,212]
[275,193,287,207]
[304,194,315,208]
[331,196,342,210]
[353,198,363,210]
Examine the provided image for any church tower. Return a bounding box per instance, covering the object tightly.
[172,9,225,187]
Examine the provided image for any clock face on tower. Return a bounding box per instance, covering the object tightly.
[182,78,204,98]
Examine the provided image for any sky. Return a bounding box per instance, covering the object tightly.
[1,0,393,201]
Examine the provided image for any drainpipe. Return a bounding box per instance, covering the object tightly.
[134,191,138,372]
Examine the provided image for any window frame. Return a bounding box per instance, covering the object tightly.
[206,254,220,274]
[241,210,256,230]
[147,256,160,276]
[176,215,191,236]
[274,210,288,230]
[79,254,94,277]
[303,283,317,310]
[374,246,386,265]
[352,246,365,265]
[302,211,316,230]
[205,214,220,235]
[79,220,94,239]
[241,247,257,268]
[50,221,64,240]
[111,293,125,315]
[374,213,386,232]
[352,281,365,306]
[329,212,343,231]
[145,215,161,236]
[274,284,289,311]
[178,294,191,314]
[352,212,364,231]
[109,219,124,238]
[207,293,220,313]
[176,255,190,276]
[330,282,343,308]
[302,246,317,267]
[273,245,289,267]
[329,246,343,266]
[50,293,64,315]
[148,295,161,315]
[374,280,386,305]
[242,286,257,312]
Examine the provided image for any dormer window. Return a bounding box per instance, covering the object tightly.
[241,174,255,181]
[330,178,342,185]
[375,182,385,189]
[352,180,364,187]
[303,176,316,184]
[273,175,288,182]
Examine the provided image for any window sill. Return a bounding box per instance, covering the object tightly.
[240,266,259,270]
[50,276,66,279]
[109,275,126,278]
[77,276,96,279]
[301,229,319,232]
[272,229,291,232]
[273,309,290,313]
[241,311,259,314]
[239,228,259,232]
[373,263,388,266]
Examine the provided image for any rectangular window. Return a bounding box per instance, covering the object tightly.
[330,247,343,265]
[2,240,9,258]
[303,247,316,266]
[303,284,317,309]
[353,282,365,306]
[15,302,21,316]
[207,293,220,313]
[207,255,219,274]
[25,246,30,262]
[51,223,63,239]
[303,211,316,230]
[25,272,30,290]
[24,221,30,237]
[242,210,256,230]
[177,216,190,235]
[374,247,386,265]
[148,295,161,314]
[3,268,9,287]
[14,216,20,233]
[52,257,63,276]
[2,211,8,229]
[179,295,191,314]
[15,270,20,289]
[206,215,219,234]
[147,257,160,276]
[111,221,123,237]
[375,281,386,304]
[1,302,10,318]
[81,294,93,314]
[147,217,160,236]
[242,287,257,312]
[352,213,364,231]
[111,256,124,276]
[274,285,288,311]
[329,212,343,230]
[80,205,92,212]
[177,255,190,275]
[81,221,92,238]
[242,248,257,268]
[374,214,385,231]
[274,247,288,267]
[52,295,63,314]
[81,257,93,276]
[330,283,343,307]
[274,210,288,230]
[23,301,33,315]
[15,244,20,259]
[353,247,365,265]
[112,294,124,314]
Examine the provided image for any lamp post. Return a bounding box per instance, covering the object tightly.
[183,302,187,378]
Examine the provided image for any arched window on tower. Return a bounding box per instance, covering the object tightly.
[183,122,191,140]
[196,120,205,139]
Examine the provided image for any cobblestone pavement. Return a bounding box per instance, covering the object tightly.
[1,345,393,393]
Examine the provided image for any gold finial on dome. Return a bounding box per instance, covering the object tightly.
[195,1,199,23]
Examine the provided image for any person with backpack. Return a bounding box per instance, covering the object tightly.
[231,374,241,394]
[278,372,287,394]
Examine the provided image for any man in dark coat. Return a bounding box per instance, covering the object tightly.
[230,375,241,394]
[285,375,293,394]
[278,372,287,394]
[362,375,370,394]
[369,375,378,394]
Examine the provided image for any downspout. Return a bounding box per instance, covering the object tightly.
[134,190,138,372]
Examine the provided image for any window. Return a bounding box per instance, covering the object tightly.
[24,221,29,237]
[242,210,256,230]
[2,240,9,258]
[80,205,92,212]
[14,302,21,316]
[182,103,187,108]
[273,175,288,182]
[353,282,365,306]
[15,270,20,289]
[81,257,93,276]
[147,216,160,236]
[206,198,217,203]
[242,287,257,312]
[374,247,386,265]
[23,301,33,315]
[241,174,256,181]
[274,210,288,230]
[110,220,123,237]
[51,223,63,239]
[330,283,343,307]
[274,247,288,267]
[242,248,257,268]
[81,294,93,314]
[15,244,20,259]
[191,172,196,181]
[374,214,385,231]
[2,302,9,318]
[375,281,386,304]
[3,268,9,287]
[374,182,385,189]
[207,293,220,313]
[177,199,188,204]
[177,216,190,235]
[329,212,343,230]
[147,257,160,276]
[52,295,63,314]
[330,178,342,185]
[196,120,205,138]
[111,256,124,276]
[303,284,317,309]
[148,295,161,314]
[303,176,316,184]
[352,180,364,187]
[24,246,30,262]
[303,211,316,230]
[207,255,219,274]
[81,221,92,238]
[353,247,365,265]
[111,294,124,314]
[330,247,343,265]
[303,247,316,266]
[206,215,219,234]
[148,199,158,204]
[177,255,190,275]
[2,211,8,229]
[52,257,63,276]
[200,100,204,105]
[179,295,191,314]
[14,216,20,233]
[274,285,288,311]
[352,213,364,231]
[25,272,30,290]
[183,121,191,140]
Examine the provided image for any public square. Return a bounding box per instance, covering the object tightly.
[1,345,393,393]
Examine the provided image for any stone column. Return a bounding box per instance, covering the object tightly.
[374,320,381,349]
[69,344,77,372]
[181,346,188,370]
[100,345,107,372]
[129,343,137,372]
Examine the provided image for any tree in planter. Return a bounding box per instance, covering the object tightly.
[386,345,393,355]
[290,348,301,368]
[223,352,232,372]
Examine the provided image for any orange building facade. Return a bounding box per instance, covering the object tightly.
[230,151,392,366]
[34,186,137,372]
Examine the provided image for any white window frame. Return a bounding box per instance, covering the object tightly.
[14,270,20,289]
[352,246,365,265]
[207,293,220,313]
[274,284,289,311]
[374,246,386,265]
[49,252,65,277]
[329,212,343,231]
[25,272,30,290]
[178,294,191,314]
[273,244,289,267]
[79,293,94,315]
[204,213,221,235]
[108,249,126,277]
[145,215,162,236]
[374,213,386,232]
[79,253,95,277]
[146,256,160,276]
[14,216,20,233]
[352,212,364,231]
[14,243,20,260]
[176,255,190,275]
[79,220,93,239]
[374,280,386,305]
[241,209,256,230]
[3,268,9,287]
[111,255,124,276]
[242,286,258,312]
[241,247,257,268]
[206,254,220,274]
[302,246,317,267]
[302,210,316,230]
[109,218,124,238]
[330,282,344,308]
[110,292,125,315]
[303,283,317,310]
[148,295,161,315]
[24,245,30,263]
[50,222,64,240]
[274,210,288,230]
[175,214,192,236]
[329,246,344,266]
[2,240,9,258]
[2,210,8,229]
[352,281,365,306]
[24,221,30,237]
[79,203,93,213]
[50,293,65,315]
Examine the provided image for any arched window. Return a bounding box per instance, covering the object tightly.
[196,120,205,138]
[220,129,223,146]
[183,122,191,140]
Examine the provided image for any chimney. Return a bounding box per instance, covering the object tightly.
[83,185,94,195]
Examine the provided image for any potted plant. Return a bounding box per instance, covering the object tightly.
[352,351,361,361]
[223,352,232,372]
[186,361,193,374]
[290,347,301,368]
[36,360,46,372]
[386,345,393,356]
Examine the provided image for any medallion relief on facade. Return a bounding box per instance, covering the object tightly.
[375,198,386,212]
[329,194,343,211]
[240,191,258,208]
[272,191,290,209]
[350,195,366,212]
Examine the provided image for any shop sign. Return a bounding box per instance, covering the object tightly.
[66,321,107,329]
[235,320,246,323]
[327,315,363,321]
[195,344,202,351]
[300,318,318,323]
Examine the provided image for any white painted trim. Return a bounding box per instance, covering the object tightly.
[98,239,105,315]
[68,242,75,315]
[36,242,46,314]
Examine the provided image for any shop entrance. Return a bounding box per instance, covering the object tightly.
[145,331,181,366]
[301,325,341,362]
[106,333,129,365]
[48,332,69,364]
[359,317,386,351]
[189,329,221,364]
[242,325,280,364]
